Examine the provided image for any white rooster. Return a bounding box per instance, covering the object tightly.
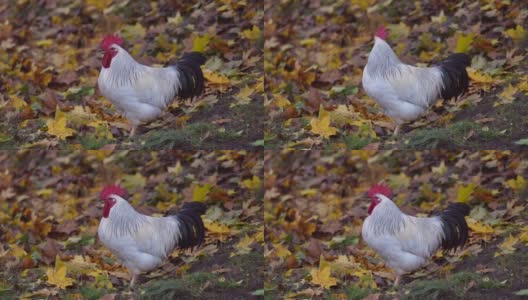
[361,184,470,286]
[362,26,471,135]
[97,34,206,137]
[97,185,206,286]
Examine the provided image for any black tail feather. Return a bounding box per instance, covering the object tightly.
[171,201,207,251]
[436,53,471,100]
[173,52,206,100]
[438,202,470,253]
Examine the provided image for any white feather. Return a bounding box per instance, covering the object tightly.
[362,37,444,124]
[361,194,444,275]
[98,195,183,276]
[97,45,181,125]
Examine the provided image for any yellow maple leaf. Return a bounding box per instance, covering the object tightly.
[121,23,146,41]
[432,161,447,176]
[431,10,446,23]
[86,0,112,11]
[300,38,317,46]
[455,33,474,53]
[387,22,410,40]
[10,94,27,109]
[242,175,261,190]
[467,68,494,84]
[36,39,54,48]
[310,256,338,289]
[204,221,231,234]
[467,218,494,234]
[230,235,255,257]
[274,244,292,259]
[193,183,211,201]
[66,105,98,126]
[46,107,75,140]
[241,25,262,40]
[456,183,476,202]
[505,25,525,41]
[388,173,410,189]
[310,105,338,139]
[518,82,528,96]
[273,93,291,108]
[350,0,375,10]
[167,161,184,175]
[518,228,528,244]
[330,105,357,126]
[253,227,264,242]
[121,173,146,190]
[495,234,519,257]
[10,244,27,259]
[231,85,255,107]
[495,84,519,106]
[167,12,183,25]
[203,69,230,85]
[507,175,526,191]
[47,256,74,289]
[193,34,211,52]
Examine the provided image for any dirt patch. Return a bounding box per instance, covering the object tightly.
[185,241,264,300]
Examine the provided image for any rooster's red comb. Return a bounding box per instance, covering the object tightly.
[100,34,123,51]
[100,185,127,200]
[375,26,388,40]
[368,184,392,199]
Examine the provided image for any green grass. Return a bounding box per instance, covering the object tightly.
[402,272,504,300]
[140,120,251,149]
[403,121,501,149]
[342,134,371,149]
[328,285,371,300]
[77,287,110,300]
[138,272,242,300]
[0,282,15,300]
[330,235,360,250]
[79,135,111,149]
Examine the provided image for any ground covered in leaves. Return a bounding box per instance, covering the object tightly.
[0,150,264,299]
[0,0,263,149]
[265,0,528,149]
[264,150,528,299]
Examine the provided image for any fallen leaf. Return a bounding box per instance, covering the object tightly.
[310,105,338,139]
[455,33,474,53]
[310,256,338,289]
[46,107,75,140]
[193,183,211,201]
[46,256,73,289]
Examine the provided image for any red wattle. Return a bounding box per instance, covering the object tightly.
[368,202,377,215]
[103,202,111,218]
[102,52,112,68]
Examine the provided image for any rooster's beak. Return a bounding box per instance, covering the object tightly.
[96,49,104,60]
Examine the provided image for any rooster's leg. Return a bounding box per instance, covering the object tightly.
[129,125,137,138]
[130,274,137,287]
[394,275,401,287]
[393,125,401,136]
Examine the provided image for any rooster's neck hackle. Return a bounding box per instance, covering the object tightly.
[102,196,149,237]
[366,38,402,76]
[367,195,406,234]
[102,48,143,87]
